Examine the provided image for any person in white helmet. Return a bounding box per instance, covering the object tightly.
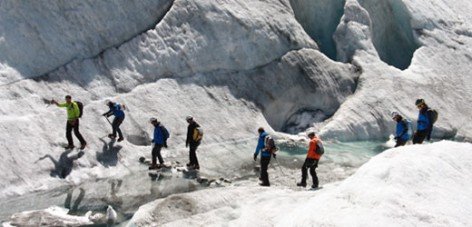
[149,118,169,169]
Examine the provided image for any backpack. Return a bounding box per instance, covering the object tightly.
[160,125,170,141]
[405,119,413,139]
[264,136,278,153]
[427,109,438,124]
[400,119,413,139]
[315,140,325,155]
[193,127,203,142]
[76,101,84,118]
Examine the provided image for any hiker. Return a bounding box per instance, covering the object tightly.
[102,100,125,142]
[186,116,202,170]
[391,112,411,147]
[413,99,436,144]
[297,132,322,189]
[253,127,274,187]
[51,95,87,149]
[149,118,169,170]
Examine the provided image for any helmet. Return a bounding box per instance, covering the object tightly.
[186,115,193,121]
[307,131,315,137]
[105,99,112,105]
[415,99,425,106]
[149,117,158,123]
[391,111,400,118]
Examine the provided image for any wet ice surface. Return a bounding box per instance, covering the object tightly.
[0,140,388,225]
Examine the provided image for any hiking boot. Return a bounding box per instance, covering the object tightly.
[117,137,124,142]
[108,134,116,139]
[64,145,75,150]
[296,182,307,187]
[193,165,200,170]
[186,163,192,167]
[311,185,319,189]
[79,143,87,150]
[149,164,159,170]
[259,182,270,187]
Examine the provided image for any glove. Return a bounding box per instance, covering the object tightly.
[272,153,277,159]
[102,113,107,117]
[151,139,154,143]
[253,154,257,161]
[163,141,168,148]
[185,143,189,148]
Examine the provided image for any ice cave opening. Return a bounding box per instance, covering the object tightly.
[289,0,346,61]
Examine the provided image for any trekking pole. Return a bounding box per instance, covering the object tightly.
[273,156,288,176]
[103,115,112,126]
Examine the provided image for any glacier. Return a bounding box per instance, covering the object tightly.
[0,0,472,226]
[129,141,472,226]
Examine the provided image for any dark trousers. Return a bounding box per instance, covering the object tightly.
[152,144,164,165]
[189,143,200,167]
[260,156,271,185]
[66,120,86,146]
[112,117,124,138]
[413,130,428,144]
[301,158,318,187]
[394,139,407,147]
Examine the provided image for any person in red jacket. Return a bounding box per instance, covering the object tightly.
[297,132,322,189]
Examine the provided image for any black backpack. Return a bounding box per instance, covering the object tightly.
[315,140,325,155]
[427,109,438,124]
[160,125,170,141]
[76,101,83,118]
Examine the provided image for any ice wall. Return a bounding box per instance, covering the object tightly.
[0,0,174,84]
[289,0,345,60]
[320,0,472,141]
[357,0,420,70]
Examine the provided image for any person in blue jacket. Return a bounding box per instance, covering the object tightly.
[103,100,126,142]
[413,99,433,144]
[149,118,169,169]
[391,112,411,147]
[253,127,272,187]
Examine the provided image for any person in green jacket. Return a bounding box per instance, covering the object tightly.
[52,95,87,149]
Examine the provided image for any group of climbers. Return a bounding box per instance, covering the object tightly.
[51,95,438,188]
[52,95,203,170]
[391,98,438,147]
[254,98,438,189]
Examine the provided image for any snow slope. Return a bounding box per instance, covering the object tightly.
[129,141,472,227]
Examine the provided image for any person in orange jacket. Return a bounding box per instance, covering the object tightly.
[297,132,322,189]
